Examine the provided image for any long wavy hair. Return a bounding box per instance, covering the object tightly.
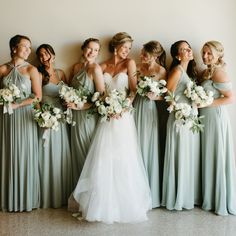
[169,40,197,79]
[36,44,55,85]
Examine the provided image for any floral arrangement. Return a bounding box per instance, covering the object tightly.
[165,92,204,133]
[184,81,214,107]
[59,83,92,125]
[0,84,22,114]
[59,83,91,109]
[91,89,131,122]
[136,75,167,98]
[33,103,65,131]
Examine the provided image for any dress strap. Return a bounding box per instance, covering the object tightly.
[213,81,232,91]
[7,62,29,69]
[55,69,61,81]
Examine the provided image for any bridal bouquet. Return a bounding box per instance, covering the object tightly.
[0,84,23,114]
[165,92,204,133]
[33,103,65,131]
[91,89,131,122]
[184,81,214,107]
[136,76,167,98]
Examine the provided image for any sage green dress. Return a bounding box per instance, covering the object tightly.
[133,92,160,208]
[200,79,236,216]
[70,69,98,187]
[0,63,39,212]
[162,66,201,210]
[38,71,73,208]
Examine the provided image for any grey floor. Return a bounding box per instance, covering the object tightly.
[1,207,236,236]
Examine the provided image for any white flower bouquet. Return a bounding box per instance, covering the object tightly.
[165,92,204,133]
[0,84,22,114]
[91,89,131,122]
[59,83,92,125]
[59,83,91,109]
[184,81,214,107]
[33,103,65,131]
[136,76,167,98]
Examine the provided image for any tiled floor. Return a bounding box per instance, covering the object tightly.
[1,207,236,236]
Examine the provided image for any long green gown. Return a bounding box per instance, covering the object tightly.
[70,69,98,187]
[38,72,73,208]
[133,92,160,208]
[200,79,236,216]
[162,65,201,210]
[0,63,39,212]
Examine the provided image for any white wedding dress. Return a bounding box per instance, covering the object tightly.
[73,72,151,224]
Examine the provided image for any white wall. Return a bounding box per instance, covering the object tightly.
[1,0,235,147]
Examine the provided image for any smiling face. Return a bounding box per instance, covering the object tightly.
[15,39,31,60]
[83,41,100,62]
[202,45,218,66]
[116,41,132,59]
[178,42,193,62]
[38,47,54,66]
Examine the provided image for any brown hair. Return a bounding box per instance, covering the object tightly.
[9,34,31,58]
[143,40,166,68]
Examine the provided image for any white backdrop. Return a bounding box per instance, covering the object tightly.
[1,0,235,147]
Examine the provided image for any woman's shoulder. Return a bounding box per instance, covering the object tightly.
[212,67,229,83]
[0,63,9,74]
[126,58,135,65]
[72,62,82,72]
[170,65,182,76]
[26,63,38,74]
[155,64,166,78]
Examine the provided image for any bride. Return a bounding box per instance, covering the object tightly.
[72,32,151,224]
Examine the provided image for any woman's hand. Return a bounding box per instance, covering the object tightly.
[67,102,92,110]
[67,102,82,110]
[11,103,20,110]
[146,92,163,100]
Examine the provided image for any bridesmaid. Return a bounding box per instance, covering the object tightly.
[133,40,167,208]
[161,40,201,210]
[199,41,236,215]
[0,35,41,212]
[36,44,73,208]
[68,38,104,187]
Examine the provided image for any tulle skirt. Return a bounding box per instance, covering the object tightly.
[72,112,152,224]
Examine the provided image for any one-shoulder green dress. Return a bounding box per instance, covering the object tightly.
[70,69,98,187]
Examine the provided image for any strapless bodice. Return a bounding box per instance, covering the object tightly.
[103,72,128,92]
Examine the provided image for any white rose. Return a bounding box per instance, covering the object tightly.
[91,92,100,102]
[41,111,51,121]
[98,105,106,115]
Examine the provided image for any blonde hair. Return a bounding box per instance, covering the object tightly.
[202,40,225,80]
[109,32,133,53]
